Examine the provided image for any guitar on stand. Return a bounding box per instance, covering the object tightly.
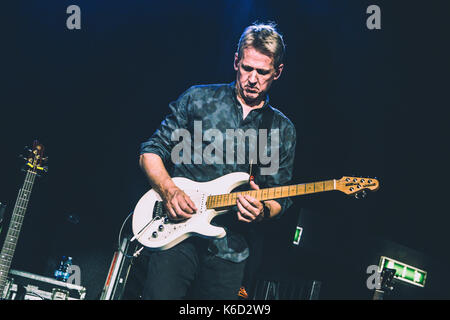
[0,141,48,299]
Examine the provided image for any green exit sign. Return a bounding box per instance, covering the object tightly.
[293,226,303,245]
[379,256,427,288]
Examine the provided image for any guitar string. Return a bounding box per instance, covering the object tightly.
[2,174,28,271]
[10,171,35,246]
[8,171,35,248]
[2,172,28,257]
[207,180,336,209]
[0,169,36,291]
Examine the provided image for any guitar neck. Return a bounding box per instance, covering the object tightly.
[206,179,335,209]
[0,170,37,295]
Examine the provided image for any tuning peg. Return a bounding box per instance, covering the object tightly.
[42,166,49,173]
[42,156,49,162]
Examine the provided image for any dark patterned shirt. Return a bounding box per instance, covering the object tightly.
[140,81,296,262]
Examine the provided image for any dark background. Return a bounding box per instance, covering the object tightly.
[1,0,449,299]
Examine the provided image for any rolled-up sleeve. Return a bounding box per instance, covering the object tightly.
[140,87,193,164]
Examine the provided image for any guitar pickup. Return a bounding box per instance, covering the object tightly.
[153,201,165,218]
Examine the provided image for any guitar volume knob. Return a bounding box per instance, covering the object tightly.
[158,225,164,232]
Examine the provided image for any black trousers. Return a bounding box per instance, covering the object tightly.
[142,238,246,300]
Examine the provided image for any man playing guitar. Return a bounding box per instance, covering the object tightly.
[139,22,296,299]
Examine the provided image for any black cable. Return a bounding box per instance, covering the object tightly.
[117,211,141,259]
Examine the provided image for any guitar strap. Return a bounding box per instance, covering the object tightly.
[242,106,274,298]
[253,106,275,185]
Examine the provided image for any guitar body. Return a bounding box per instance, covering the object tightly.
[132,172,250,251]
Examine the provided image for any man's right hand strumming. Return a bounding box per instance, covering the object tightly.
[139,153,197,221]
[161,186,197,221]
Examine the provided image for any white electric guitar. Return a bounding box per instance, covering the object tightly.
[131,172,379,251]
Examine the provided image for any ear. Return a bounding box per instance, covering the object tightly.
[273,63,284,80]
[233,52,239,71]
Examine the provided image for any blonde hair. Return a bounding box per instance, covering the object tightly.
[236,22,285,68]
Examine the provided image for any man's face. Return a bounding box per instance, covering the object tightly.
[234,46,283,105]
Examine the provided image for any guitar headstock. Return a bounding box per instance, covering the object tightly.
[336,176,380,198]
[22,140,48,175]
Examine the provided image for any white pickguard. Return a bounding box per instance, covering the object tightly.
[131,172,250,251]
